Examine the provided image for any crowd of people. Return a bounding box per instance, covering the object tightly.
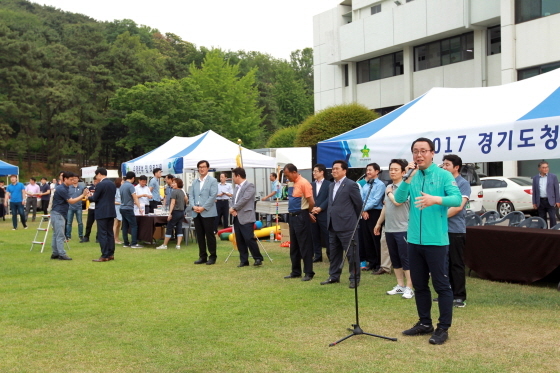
[3,137,558,346]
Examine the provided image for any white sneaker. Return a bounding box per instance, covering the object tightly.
[156,245,167,250]
[175,245,181,249]
[402,287,415,299]
[387,285,405,295]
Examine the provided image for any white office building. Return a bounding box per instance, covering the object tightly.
[313,0,560,176]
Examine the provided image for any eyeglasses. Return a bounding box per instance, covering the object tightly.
[412,149,431,156]
[198,166,208,169]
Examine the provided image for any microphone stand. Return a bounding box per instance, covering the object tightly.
[329,179,397,346]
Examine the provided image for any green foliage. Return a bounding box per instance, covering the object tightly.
[272,63,313,128]
[295,103,379,146]
[266,126,298,148]
[187,50,264,148]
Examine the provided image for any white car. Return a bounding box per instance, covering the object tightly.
[480,177,535,217]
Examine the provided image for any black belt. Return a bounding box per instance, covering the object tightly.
[216,199,229,202]
[540,197,548,200]
[289,210,305,216]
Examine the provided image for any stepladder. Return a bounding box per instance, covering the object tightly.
[30,215,70,253]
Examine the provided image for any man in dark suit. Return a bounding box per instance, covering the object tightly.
[230,167,263,267]
[189,160,219,265]
[321,160,363,288]
[88,167,117,262]
[532,161,560,228]
[310,163,331,262]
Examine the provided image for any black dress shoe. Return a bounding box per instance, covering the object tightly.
[302,275,314,281]
[81,237,89,243]
[206,259,216,265]
[253,259,263,266]
[312,257,323,263]
[50,254,60,260]
[59,255,73,260]
[284,274,302,279]
[79,237,85,243]
[349,281,360,289]
[320,278,340,285]
[194,258,208,264]
[237,262,249,267]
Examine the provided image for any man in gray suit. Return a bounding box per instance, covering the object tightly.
[310,163,331,262]
[189,160,219,265]
[321,159,363,288]
[230,167,263,267]
[532,161,560,228]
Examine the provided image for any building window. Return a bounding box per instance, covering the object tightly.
[371,4,381,15]
[414,32,474,71]
[515,0,560,23]
[518,61,560,80]
[487,26,501,55]
[344,64,349,87]
[356,51,404,84]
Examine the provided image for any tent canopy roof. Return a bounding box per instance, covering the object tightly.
[0,159,19,176]
[318,68,560,167]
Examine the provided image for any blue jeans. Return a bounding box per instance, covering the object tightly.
[120,209,138,246]
[408,243,453,330]
[51,211,67,256]
[10,202,26,229]
[66,209,83,239]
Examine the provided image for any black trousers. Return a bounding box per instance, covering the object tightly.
[310,213,329,260]
[289,212,314,277]
[85,209,96,239]
[193,215,217,260]
[97,217,115,258]
[537,198,557,227]
[233,216,263,264]
[40,199,49,214]
[360,209,382,268]
[215,200,230,232]
[328,227,360,281]
[448,233,467,301]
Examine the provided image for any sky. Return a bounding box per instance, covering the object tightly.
[33,0,341,60]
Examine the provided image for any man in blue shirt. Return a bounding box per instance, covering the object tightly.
[359,163,386,274]
[148,168,162,214]
[442,154,471,308]
[5,175,27,230]
[65,175,85,242]
[51,172,89,260]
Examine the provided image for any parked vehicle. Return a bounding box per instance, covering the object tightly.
[480,176,535,217]
[460,164,485,215]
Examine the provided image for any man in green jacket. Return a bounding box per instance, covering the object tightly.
[394,137,462,345]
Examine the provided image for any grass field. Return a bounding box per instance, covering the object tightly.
[0,216,559,373]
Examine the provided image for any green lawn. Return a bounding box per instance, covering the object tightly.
[0,217,559,373]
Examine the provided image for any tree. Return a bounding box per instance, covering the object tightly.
[266,126,298,148]
[187,50,264,148]
[272,62,313,128]
[294,103,379,146]
[290,48,314,95]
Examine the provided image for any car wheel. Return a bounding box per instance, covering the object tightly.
[497,201,514,217]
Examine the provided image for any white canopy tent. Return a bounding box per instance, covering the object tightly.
[122,130,277,175]
[318,68,560,168]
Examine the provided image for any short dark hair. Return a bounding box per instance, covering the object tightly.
[283,163,298,173]
[332,160,348,170]
[41,177,47,181]
[366,163,380,172]
[313,163,327,175]
[270,172,277,179]
[153,168,162,175]
[173,178,184,188]
[411,137,435,152]
[61,171,73,180]
[30,177,36,182]
[389,159,407,172]
[442,154,462,170]
[114,177,122,188]
[95,167,108,176]
[232,167,246,179]
[138,175,148,181]
[165,174,174,180]
[125,171,136,180]
[197,160,210,169]
[538,161,549,168]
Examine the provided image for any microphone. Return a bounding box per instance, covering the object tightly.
[402,163,417,181]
